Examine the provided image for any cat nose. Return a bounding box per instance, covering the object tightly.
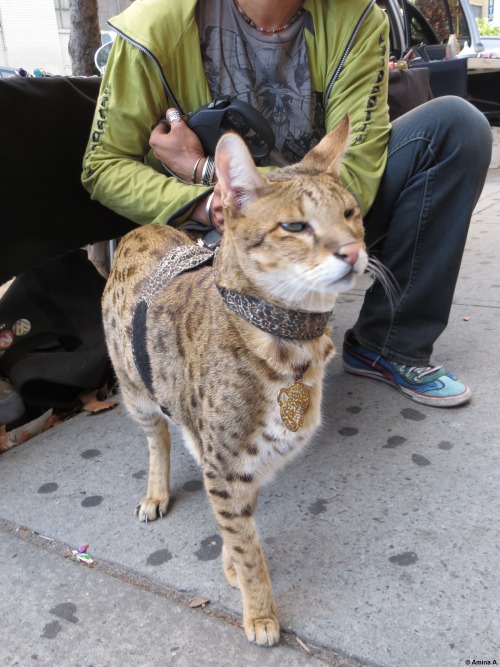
[335,243,362,266]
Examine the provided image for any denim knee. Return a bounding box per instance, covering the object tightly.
[420,96,492,167]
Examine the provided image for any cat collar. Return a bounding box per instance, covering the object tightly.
[215,284,332,341]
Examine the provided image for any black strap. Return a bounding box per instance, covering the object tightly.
[131,244,215,397]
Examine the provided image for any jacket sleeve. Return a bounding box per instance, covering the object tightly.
[323,6,390,216]
[81,37,210,227]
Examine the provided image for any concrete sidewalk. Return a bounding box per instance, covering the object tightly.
[0,170,499,667]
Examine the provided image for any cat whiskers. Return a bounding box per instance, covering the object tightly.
[341,178,358,197]
[338,181,400,305]
[266,256,399,315]
[264,267,340,313]
[366,256,400,312]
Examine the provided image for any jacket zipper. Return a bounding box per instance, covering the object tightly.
[325,0,376,101]
[109,2,375,124]
[107,21,184,114]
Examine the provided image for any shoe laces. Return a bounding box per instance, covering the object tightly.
[396,364,443,380]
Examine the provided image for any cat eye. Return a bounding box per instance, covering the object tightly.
[344,208,355,219]
[280,222,309,233]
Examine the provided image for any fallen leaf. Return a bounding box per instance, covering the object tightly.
[80,390,118,414]
[14,430,35,444]
[463,316,470,321]
[12,410,54,443]
[189,597,210,609]
[0,425,8,452]
[0,410,55,452]
[85,398,117,414]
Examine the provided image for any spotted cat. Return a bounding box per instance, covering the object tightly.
[102,116,368,646]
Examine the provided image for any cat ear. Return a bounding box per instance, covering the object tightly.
[299,114,351,177]
[214,132,267,211]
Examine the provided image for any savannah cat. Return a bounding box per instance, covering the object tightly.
[102,116,368,646]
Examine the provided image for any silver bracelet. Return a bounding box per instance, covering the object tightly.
[191,156,204,184]
[205,192,215,227]
[201,155,215,186]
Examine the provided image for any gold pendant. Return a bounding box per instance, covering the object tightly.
[277,381,311,432]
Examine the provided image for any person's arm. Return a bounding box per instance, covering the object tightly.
[149,114,224,231]
[81,36,212,227]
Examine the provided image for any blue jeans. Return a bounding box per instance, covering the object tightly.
[354,96,492,366]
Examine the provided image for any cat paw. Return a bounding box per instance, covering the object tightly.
[244,616,280,646]
[135,497,169,522]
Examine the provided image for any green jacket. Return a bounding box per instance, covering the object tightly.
[82,0,390,225]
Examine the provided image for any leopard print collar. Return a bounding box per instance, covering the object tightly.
[215,283,332,340]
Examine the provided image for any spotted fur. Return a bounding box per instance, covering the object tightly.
[102,116,367,646]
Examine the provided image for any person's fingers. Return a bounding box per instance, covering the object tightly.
[161,109,202,148]
[150,121,169,145]
[153,118,170,132]
[150,108,204,181]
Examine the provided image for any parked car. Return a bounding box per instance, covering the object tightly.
[95,33,116,75]
[0,66,19,79]
[479,36,500,52]
[379,0,500,123]
[378,0,484,58]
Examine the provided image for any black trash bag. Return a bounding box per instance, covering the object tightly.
[0,250,110,409]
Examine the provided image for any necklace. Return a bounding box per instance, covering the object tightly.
[233,0,304,35]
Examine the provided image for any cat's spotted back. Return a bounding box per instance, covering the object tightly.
[102,115,367,646]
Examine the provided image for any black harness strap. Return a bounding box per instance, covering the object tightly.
[131,244,215,396]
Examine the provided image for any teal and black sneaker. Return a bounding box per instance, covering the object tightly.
[342,330,472,407]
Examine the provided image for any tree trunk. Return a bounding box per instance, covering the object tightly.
[68,0,101,77]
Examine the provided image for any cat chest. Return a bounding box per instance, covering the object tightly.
[227,395,320,484]
[179,369,324,474]
[248,376,323,454]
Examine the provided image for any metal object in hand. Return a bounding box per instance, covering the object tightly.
[166,110,183,124]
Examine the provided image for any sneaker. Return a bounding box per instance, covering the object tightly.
[0,378,25,426]
[342,330,472,407]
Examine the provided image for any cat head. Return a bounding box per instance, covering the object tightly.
[214,116,368,312]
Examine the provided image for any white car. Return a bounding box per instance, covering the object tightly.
[0,66,18,78]
[479,36,500,52]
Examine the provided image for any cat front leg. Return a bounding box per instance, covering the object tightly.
[137,414,171,521]
[222,543,238,588]
[121,389,171,521]
[203,471,280,646]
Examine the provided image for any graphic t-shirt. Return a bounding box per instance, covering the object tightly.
[195,0,325,166]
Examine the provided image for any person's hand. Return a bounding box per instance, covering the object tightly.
[211,184,224,233]
[149,108,204,182]
[191,184,224,233]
